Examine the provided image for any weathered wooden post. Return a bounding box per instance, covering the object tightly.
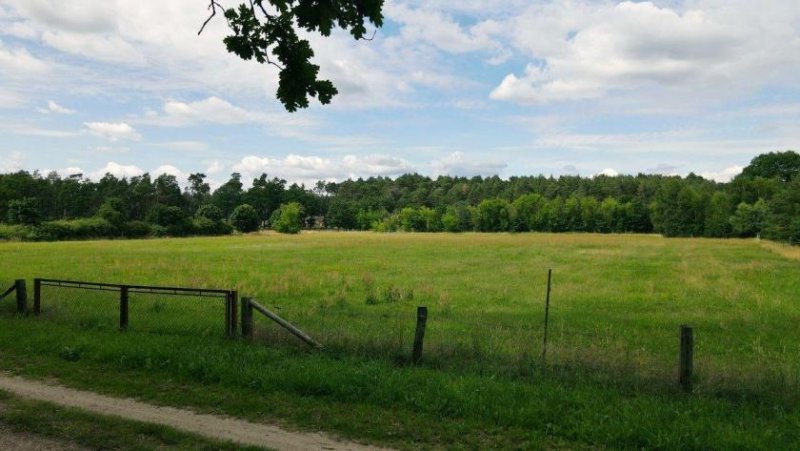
[33,278,41,315]
[119,286,129,331]
[679,325,694,392]
[225,291,237,338]
[241,297,253,339]
[225,291,239,338]
[225,292,231,337]
[14,279,26,314]
[230,290,238,337]
[412,306,428,364]
[541,269,552,363]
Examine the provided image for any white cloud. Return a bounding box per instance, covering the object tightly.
[162,97,259,125]
[41,30,146,65]
[0,122,77,137]
[144,96,381,148]
[40,100,75,114]
[700,165,743,183]
[233,154,414,186]
[0,89,26,108]
[205,160,224,175]
[84,122,141,141]
[90,161,143,179]
[152,164,187,181]
[431,151,506,177]
[0,150,24,173]
[0,39,49,76]
[596,168,619,177]
[143,97,318,137]
[490,1,800,106]
[4,0,117,33]
[647,163,681,176]
[387,2,502,57]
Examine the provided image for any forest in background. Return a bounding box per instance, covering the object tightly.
[0,151,798,243]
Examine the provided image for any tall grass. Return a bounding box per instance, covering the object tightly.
[2,232,800,448]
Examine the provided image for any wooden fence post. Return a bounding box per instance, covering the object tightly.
[225,292,231,337]
[119,286,129,331]
[412,306,428,364]
[33,278,41,315]
[241,297,253,339]
[14,279,26,314]
[230,290,238,337]
[225,291,239,338]
[225,291,238,338]
[679,325,694,392]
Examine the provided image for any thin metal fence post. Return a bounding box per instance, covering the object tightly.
[14,279,27,314]
[541,269,552,363]
[119,286,129,331]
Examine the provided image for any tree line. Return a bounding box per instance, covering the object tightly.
[1,151,798,244]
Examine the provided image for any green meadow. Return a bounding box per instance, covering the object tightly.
[1,232,799,449]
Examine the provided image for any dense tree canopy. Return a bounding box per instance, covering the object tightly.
[202,0,384,111]
[0,150,799,244]
[739,151,800,183]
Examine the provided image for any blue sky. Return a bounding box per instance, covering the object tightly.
[1,0,798,187]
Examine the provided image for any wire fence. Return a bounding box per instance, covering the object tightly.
[2,265,799,398]
[237,265,800,397]
[0,279,19,315]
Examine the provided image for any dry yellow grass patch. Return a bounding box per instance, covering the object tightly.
[761,241,800,260]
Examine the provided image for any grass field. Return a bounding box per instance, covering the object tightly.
[1,232,799,449]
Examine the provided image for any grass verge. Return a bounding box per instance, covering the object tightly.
[0,389,265,451]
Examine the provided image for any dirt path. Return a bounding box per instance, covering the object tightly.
[0,375,393,451]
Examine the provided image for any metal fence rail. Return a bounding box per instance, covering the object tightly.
[33,278,238,337]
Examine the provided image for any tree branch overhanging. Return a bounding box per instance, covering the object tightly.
[199,0,385,112]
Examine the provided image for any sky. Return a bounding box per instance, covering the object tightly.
[0,0,798,188]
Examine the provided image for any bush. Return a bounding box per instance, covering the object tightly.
[96,198,126,229]
[475,198,515,232]
[146,204,191,236]
[0,223,34,241]
[230,204,260,233]
[192,204,231,236]
[122,221,152,238]
[191,217,233,236]
[271,202,303,234]
[150,224,168,237]
[35,218,116,241]
[196,204,224,222]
